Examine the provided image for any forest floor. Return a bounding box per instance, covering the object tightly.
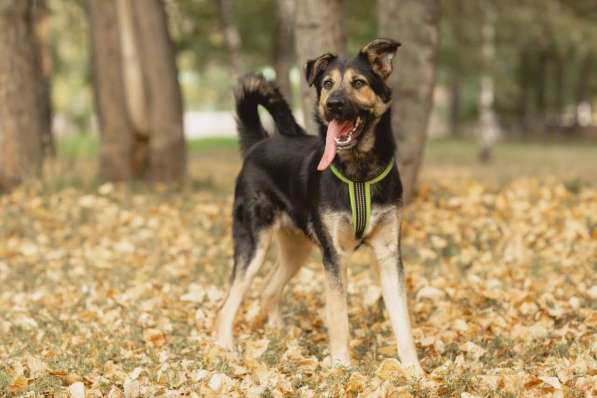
[1,137,596,397]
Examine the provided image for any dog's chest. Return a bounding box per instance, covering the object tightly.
[322,205,395,253]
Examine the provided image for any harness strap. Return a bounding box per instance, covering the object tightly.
[330,158,395,238]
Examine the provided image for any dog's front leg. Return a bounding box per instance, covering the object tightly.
[322,254,351,367]
[370,212,423,375]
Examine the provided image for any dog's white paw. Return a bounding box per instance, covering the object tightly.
[329,353,352,369]
[214,334,235,351]
[404,362,425,378]
[265,309,284,329]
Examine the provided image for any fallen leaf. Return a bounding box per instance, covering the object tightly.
[68,381,85,398]
[375,358,409,384]
[8,376,28,393]
[143,328,167,348]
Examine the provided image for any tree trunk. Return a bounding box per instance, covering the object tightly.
[449,12,464,137]
[478,4,499,162]
[216,0,242,76]
[0,0,46,190]
[535,49,548,133]
[378,0,441,203]
[274,0,295,103]
[449,75,461,136]
[295,0,345,133]
[87,0,135,181]
[131,0,186,182]
[574,52,594,128]
[32,0,55,157]
[519,46,536,133]
[117,0,150,177]
[552,49,564,127]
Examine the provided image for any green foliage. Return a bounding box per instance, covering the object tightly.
[45,0,597,129]
[439,0,597,126]
[48,0,94,130]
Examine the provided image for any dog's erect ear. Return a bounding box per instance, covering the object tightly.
[305,53,337,87]
[359,38,401,80]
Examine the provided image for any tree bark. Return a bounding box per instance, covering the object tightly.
[379,0,441,203]
[0,0,46,190]
[535,49,548,133]
[449,10,464,137]
[131,0,186,182]
[216,0,242,76]
[449,75,461,136]
[574,52,594,127]
[274,0,295,102]
[552,49,564,127]
[87,0,135,181]
[295,0,346,133]
[519,46,533,132]
[32,0,54,157]
[117,0,150,177]
[478,4,499,162]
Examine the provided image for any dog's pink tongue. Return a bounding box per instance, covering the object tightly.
[317,120,351,171]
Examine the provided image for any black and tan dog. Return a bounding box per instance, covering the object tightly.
[214,38,422,373]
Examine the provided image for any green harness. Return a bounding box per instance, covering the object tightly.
[329,158,395,238]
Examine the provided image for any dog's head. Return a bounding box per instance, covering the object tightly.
[306,38,400,170]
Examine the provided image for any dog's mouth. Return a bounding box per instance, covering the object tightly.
[334,116,365,148]
[317,115,368,171]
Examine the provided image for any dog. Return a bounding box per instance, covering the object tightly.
[214,38,422,373]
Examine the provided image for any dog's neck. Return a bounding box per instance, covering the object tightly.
[329,110,396,181]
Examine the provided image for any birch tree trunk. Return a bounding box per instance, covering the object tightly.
[131,0,186,181]
[478,4,499,162]
[0,0,46,190]
[379,0,441,203]
[117,0,150,176]
[295,0,345,133]
[87,0,135,181]
[274,0,295,102]
[216,0,242,76]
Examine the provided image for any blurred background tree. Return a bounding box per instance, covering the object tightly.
[379,0,441,202]
[0,0,596,193]
[87,0,185,182]
[0,0,49,190]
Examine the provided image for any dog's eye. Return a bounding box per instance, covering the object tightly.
[352,79,366,89]
[322,80,334,90]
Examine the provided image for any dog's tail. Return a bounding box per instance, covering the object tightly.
[235,73,306,157]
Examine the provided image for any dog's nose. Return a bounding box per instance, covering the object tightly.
[326,97,345,113]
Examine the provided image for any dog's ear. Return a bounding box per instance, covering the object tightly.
[305,53,337,87]
[359,38,401,80]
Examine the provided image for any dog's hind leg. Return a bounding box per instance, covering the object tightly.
[254,227,312,328]
[214,224,273,350]
[369,209,423,375]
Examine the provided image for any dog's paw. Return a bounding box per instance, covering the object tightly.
[327,353,352,369]
[250,308,283,331]
[404,362,425,378]
[214,334,235,351]
[265,309,283,330]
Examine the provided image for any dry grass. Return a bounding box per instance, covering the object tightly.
[0,138,596,397]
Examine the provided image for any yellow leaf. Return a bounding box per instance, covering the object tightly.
[345,372,367,394]
[8,376,28,393]
[143,328,166,348]
[375,358,408,384]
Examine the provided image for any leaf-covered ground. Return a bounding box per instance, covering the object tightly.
[1,148,596,397]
